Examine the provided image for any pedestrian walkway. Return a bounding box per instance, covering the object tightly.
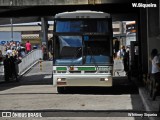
[139,87,160,120]
[131,77,160,120]
[114,58,160,120]
[139,87,160,111]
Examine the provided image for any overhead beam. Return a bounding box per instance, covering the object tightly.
[0,0,139,6]
[0,13,137,25]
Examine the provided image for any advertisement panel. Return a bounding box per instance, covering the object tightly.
[0,32,21,45]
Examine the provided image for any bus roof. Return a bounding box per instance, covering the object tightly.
[54,10,110,19]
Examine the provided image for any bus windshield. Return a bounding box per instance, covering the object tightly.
[54,35,111,66]
[54,17,112,66]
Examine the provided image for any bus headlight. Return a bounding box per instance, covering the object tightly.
[100,78,109,81]
[104,78,109,81]
[57,78,66,82]
[57,78,62,82]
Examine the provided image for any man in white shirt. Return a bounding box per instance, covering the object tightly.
[152,55,160,74]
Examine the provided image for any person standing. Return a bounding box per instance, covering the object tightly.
[3,55,11,82]
[42,44,48,60]
[114,39,120,59]
[150,49,160,100]
[25,41,31,54]
[117,45,125,59]
[123,48,129,75]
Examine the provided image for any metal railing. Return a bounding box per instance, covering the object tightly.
[0,45,5,82]
[18,49,42,75]
[0,64,4,82]
[0,49,43,82]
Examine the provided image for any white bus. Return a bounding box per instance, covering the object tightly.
[53,11,113,93]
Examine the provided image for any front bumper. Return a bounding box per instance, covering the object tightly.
[53,74,112,87]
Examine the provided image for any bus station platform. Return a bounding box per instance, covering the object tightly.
[0,52,159,119]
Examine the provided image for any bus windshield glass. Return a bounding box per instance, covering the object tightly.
[58,36,82,61]
[54,35,111,66]
[56,20,108,33]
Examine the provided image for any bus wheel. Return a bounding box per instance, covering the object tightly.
[57,87,66,94]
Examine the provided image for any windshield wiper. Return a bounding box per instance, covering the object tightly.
[87,47,99,70]
[69,47,82,66]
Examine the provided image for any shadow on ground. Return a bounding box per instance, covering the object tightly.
[59,84,139,95]
[0,74,53,91]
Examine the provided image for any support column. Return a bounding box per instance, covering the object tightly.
[41,17,48,47]
[139,5,148,74]
[41,17,49,60]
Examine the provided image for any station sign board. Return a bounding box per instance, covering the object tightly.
[0,32,21,45]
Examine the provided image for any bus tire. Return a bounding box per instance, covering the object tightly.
[57,87,66,94]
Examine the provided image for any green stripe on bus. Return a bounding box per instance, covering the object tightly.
[56,67,67,71]
[78,67,96,71]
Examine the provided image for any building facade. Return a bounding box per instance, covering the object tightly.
[0,22,53,47]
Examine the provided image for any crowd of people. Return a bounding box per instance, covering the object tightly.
[0,40,53,82]
[0,40,32,81]
[3,40,32,59]
[0,40,52,62]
